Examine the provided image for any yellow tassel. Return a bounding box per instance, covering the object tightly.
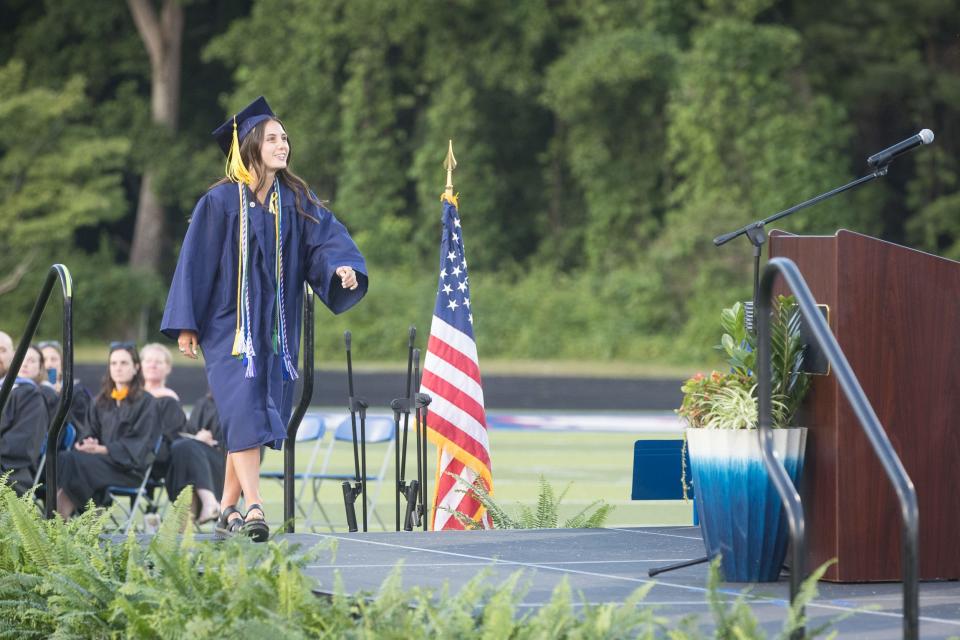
[225,117,254,185]
[232,329,245,356]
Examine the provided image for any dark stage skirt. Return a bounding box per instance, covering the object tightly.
[57,450,143,508]
[164,438,225,503]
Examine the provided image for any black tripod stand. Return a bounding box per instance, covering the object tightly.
[412,348,431,531]
[341,330,369,532]
[392,326,420,531]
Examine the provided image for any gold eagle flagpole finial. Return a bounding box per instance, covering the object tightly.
[444,139,457,199]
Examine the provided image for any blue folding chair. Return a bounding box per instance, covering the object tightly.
[305,415,395,531]
[32,423,77,488]
[631,439,698,525]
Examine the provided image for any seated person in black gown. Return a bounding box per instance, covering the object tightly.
[38,339,92,433]
[171,391,226,523]
[19,344,58,423]
[0,330,47,496]
[55,343,160,518]
[140,343,222,523]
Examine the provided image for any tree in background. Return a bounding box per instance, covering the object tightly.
[655,2,854,354]
[2,0,959,362]
[126,0,183,276]
[0,61,129,294]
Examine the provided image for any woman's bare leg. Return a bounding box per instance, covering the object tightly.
[231,447,264,521]
[56,489,75,519]
[220,453,243,523]
[196,488,220,521]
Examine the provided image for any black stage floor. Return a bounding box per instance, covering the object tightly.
[271,526,960,639]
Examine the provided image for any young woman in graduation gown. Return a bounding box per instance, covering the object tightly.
[161,96,368,541]
[56,344,161,518]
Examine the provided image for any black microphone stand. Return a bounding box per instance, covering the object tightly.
[714,167,888,325]
[392,326,419,531]
[342,331,369,532]
[649,166,890,580]
[413,348,432,532]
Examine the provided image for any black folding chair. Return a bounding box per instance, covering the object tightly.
[105,436,164,535]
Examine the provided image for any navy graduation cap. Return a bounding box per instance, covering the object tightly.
[211,96,275,155]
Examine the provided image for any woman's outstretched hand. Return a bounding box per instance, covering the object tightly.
[336,266,359,290]
[177,330,200,359]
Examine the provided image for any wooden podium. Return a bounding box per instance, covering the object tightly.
[769,229,960,582]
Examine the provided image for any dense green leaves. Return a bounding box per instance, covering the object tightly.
[0,481,841,638]
[2,1,958,360]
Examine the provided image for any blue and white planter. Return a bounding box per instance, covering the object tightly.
[686,427,807,582]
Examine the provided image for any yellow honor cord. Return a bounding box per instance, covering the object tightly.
[232,183,246,356]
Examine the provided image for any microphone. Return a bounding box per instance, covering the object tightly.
[867,129,934,168]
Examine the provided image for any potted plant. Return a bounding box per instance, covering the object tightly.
[677,296,810,582]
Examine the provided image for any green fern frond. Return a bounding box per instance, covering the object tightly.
[535,476,559,528]
[153,485,193,557]
[2,490,50,571]
[445,471,518,529]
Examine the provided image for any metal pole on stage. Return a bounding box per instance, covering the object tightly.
[392,326,417,531]
[413,349,431,531]
[342,331,366,532]
[283,284,314,533]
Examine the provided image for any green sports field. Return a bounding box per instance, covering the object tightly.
[254,424,694,531]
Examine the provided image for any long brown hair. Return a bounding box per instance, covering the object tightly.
[96,344,145,408]
[210,117,321,222]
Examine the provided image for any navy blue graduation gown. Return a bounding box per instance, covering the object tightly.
[161,181,368,452]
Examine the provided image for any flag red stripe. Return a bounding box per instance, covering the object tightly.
[427,410,491,468]
[452,490,484,521]
[427,334,481,383]
[421,370,487,428]
[434,455,487,530]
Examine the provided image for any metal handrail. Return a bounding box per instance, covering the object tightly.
[283,283,314,533]
[0,264,73,519]
[757,257,919,640]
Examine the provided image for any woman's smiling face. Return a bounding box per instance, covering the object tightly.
[260,119,289,173]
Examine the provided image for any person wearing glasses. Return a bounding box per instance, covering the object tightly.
[0,331,48,496]
[140,343,223,524]
[161,97,367,541]
[55,343,160,519]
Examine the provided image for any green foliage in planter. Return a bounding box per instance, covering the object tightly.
[0,480,843,638]
[719,296,810,427]
[447,474,614,530]
[680,296,810,430]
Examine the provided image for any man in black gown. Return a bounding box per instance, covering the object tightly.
[0,330,48,496]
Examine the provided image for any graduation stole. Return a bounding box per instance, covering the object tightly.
[231,178,299,381]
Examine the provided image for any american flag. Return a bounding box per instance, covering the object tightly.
[421,193,493,530]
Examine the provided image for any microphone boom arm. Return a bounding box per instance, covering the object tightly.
[714,170,884,247]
